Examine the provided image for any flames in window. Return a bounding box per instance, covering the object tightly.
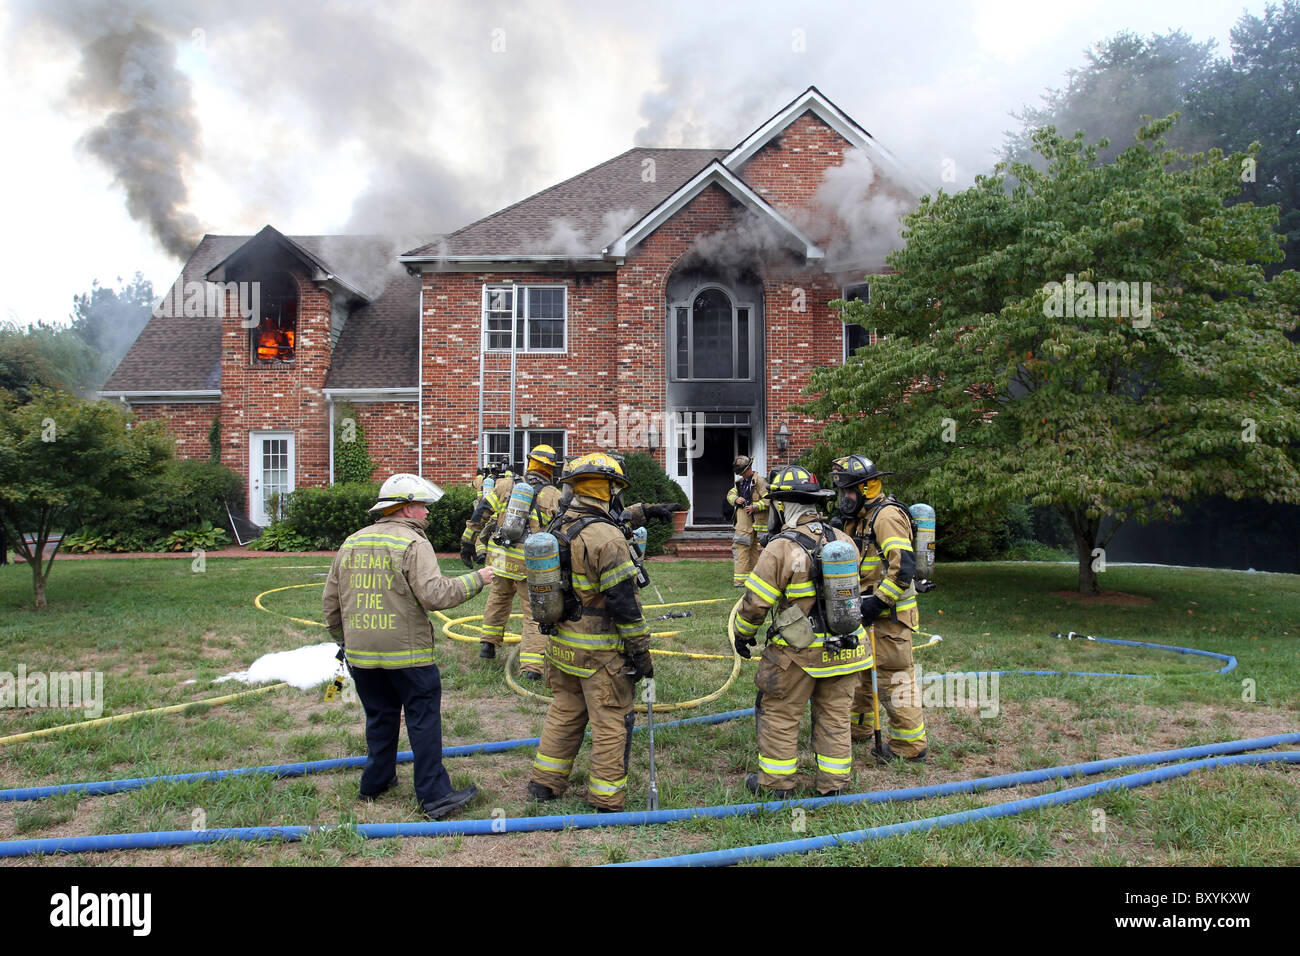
[255,323,295,360]
[252,272,298,363]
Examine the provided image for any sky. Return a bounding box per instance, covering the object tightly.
[0,0,1272,328]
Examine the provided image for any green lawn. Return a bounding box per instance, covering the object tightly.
[0,556,1296,866]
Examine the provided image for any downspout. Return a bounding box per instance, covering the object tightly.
[328,398,335,486]
[417,283,424,477]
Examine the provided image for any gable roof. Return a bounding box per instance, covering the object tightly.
[604,160,823,260]
[400,148,726,262]
[724,86,928,198]
[102,233,427,394]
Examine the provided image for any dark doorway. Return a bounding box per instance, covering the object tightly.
[692,426,749,524]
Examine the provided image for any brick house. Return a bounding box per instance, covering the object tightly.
[102,87,922,527]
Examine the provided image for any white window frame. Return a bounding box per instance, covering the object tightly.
[482,429,568,470]
[670,284,756,383]
[482,284,568,354]
[841,281,875,360]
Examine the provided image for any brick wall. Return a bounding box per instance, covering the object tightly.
[218,268,331,507]
[420,271,619,483]
[341,400,418,479]
[736,110,853,224]
[130,403,219,461]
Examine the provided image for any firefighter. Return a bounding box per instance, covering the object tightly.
[731,465,872,797]
[323,473,493,819]
[474,445,562,678]
[527,452,653,812]
[726,455,769,587]
[831,454,927,762]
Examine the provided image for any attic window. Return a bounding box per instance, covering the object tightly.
[252,273,298,363]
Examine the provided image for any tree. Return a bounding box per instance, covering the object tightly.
[68,273,155,393]
[1002,30,1217,167]
[806,118,1300,594]
[0,390,172,607]
[1188,1,1300,275]
[0,325,63,403]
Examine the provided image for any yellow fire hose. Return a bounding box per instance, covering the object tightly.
[0,682,289,747]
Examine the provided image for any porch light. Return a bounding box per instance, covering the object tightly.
[775,422,790,456]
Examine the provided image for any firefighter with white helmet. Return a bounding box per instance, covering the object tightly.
[527,451,653,812]
[831,454,927,762]
[469,444,563,678]
[323,473,494,819]
[731,465,871,797]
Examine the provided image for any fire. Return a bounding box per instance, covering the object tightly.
[255,326,295,360]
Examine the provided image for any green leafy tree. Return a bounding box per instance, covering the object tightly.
[0,390,172,606]
[1188,1,1300,275]
[69,273,155,391]
[806,118,1300,594]
[0,322,97,400]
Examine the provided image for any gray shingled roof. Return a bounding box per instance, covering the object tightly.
[405,148,728,258]
[103,234,427,393]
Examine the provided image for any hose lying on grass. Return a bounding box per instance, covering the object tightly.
[1,732,1295,859]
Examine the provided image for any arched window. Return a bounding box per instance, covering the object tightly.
[251,272,298,362]
[672,286,752,381]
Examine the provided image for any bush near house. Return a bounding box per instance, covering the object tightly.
[622,451,690,557]
[253,480,476,552]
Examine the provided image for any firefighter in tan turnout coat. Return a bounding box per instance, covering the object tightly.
[831,454,927,762]
[731,465,872,797]
[527,453,653,812]
[468,446,561,678]
[727,455,770,586]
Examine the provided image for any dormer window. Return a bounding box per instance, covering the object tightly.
[252,272,298,363]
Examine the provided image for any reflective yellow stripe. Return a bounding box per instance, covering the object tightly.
[346,648,435,667]
[800,656,873,678]
[895,597,918,612]
[880,536,914,552]
[480,624,505,639]
[553,629,622,650]
[860,556,882,568]
[533,752,574,773]
[784,581,817,599]
[519,652,544,664]
[572,573,595,591]
[598,560,637,589]
[758,754,797,775]
[346,533,415,546]
[545,654,598,678]
[815,753,852,774]
[890,722,927,742]
[587,775,627,795]
[734,615,760,636]
[745,573,781,603]
[616,620,649,639]
[878,579,904,601]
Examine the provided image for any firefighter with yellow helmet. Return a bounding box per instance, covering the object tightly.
[831,454,927,762]
[527,452,653,812]
[731,464,871,797]
[469,445,561,679]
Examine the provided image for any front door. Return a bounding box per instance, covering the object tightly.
[250,431,294,526]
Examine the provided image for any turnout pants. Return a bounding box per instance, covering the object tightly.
[733,532,760,586]
[530,658,636,810]
[755,645,856,794]
[852,619,927,757]
[480,576,546,674]
[350,664,453,806]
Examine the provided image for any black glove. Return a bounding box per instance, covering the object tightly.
[625,649,654,683]
[459,542,476,566]
[732,621,757,659]
[860,594,888,622]
[645,503,680,522]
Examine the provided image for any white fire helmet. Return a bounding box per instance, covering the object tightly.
[369,473,445,512]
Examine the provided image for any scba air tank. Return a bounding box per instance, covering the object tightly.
[910,503,936,581]
[524,532,565,627]
[631,526,647,557]
[820,539,862,635]
[498,481,537,543]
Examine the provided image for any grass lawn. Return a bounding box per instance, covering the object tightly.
[0,555,1297,866]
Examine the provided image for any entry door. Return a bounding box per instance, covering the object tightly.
[250,432,295,526]
[671,416,752,526]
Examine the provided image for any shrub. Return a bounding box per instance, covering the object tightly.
[333,402,376,484]
[621,451,689,557]
[249,522,313,552]
[281,482,379,550]
[427,484,476,552]
[78,458,242,545]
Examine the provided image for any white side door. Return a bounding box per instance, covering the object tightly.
[250,431,295,526]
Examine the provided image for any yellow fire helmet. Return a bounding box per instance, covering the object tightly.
[561,451,629,501]
[527,443,559,476]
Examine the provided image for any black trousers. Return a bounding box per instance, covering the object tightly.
[350,664,452,806]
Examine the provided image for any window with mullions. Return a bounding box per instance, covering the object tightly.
[842,282,872,358]
[483,285,567,352]
[483,430,567,472]
[672,287,753,381]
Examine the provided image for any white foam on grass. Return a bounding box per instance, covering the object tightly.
[214,642,341,690]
